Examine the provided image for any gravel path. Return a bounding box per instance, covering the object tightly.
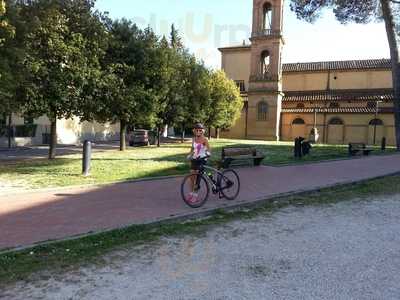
[3,195,400,300]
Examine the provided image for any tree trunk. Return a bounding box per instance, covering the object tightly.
[181,126,185,143]
[120,119,127,151]
[49,117,57,160]
[7,113,12,149]
[157,126,161,147]
[381,0,400,150]
[216,128,220,139]
[208,127,212,139]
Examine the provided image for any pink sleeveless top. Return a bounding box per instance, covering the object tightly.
[193,140,207,159]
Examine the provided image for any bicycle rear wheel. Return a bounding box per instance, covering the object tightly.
[181,173,210,208]
[219,169,240,200]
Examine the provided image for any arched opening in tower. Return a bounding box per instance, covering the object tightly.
[263,2,273,32]
[260,50,270,76]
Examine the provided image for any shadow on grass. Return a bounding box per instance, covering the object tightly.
[89,142,375,167]
[0,141,396,190]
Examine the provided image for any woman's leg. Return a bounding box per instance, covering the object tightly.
[190,169,199,192]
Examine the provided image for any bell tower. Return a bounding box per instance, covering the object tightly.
[247,0,284,140]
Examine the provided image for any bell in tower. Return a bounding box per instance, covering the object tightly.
[247,0,285,141]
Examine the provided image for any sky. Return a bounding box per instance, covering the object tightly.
[95,0,390,69]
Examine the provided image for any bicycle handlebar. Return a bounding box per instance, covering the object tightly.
[190,153,211,161]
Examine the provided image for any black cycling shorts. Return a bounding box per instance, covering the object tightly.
[191,158,207,170]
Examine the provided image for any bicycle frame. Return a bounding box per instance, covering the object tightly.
[196,163,232,196]
[182,157,240,207]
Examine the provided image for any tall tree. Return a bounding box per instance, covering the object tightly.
[0,0,25,148]
[17,0,108,159]
[87,20,157,151]
[170,23,183,50]
[153,25,199,146]
[152,34,181,147]
[289,0,400,149]
[180,55,211,138]
[205,70,243,138]
[167,26,211,142]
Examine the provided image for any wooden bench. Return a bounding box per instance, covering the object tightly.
[348,143,373,156]
[221,147,265,168]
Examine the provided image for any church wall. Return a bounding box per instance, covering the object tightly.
[329,70,392,90]
[247,93,282,140]
[221,50,251,90]
[281,113,395,146]
[367,71,393,89]
[283,72,329,91]
[221,56,394,93]
[283,70,393,92]
[220,109,247,139]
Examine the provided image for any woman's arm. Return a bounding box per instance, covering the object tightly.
[187,139,194,159]
[204,138,211,154]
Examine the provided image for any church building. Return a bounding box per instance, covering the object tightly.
[219,0,395,145]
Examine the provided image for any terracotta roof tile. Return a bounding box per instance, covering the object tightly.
[218,45,251,52]
[281,107,394,114]
[283,59,391,72]
[283,89,394,102]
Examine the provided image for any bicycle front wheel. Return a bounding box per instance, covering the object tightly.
[219,169,240,200]
[181,173,210,208]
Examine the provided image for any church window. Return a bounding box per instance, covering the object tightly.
[292,118,305,125]
[369,119,383,126]
[257,101,268,121]
[329,117,344,125]
[235,80,246,92]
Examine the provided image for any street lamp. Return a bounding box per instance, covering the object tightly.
[309,106,319,143]
[373,96,384,145]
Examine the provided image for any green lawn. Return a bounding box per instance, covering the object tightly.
[0,139,396,190]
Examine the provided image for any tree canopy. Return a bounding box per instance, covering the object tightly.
[0,0,14,46]
[0,0,245,156]
[206,70,243,132]
[87,19,159,150]
[16,0,109,158]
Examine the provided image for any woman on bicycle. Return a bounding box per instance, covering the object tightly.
[187,123,211,201]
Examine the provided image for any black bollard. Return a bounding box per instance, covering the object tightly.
[82,140,92,176]
[294,137,302,158]
[302,141,311,156]
[381,137,386,151]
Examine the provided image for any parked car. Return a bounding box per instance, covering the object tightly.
[128,129,156,147]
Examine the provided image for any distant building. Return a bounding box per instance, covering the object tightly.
[219,0,395,145]
[0,115,119,147]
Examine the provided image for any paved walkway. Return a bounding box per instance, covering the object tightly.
[1,154,400,251]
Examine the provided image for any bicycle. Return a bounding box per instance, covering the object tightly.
[181,155,241,208]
